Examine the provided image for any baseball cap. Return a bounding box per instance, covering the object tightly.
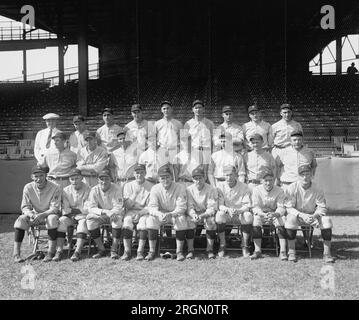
[222,106,232,113]
[31,165,48,175]
[116,128,126,137]
[223,165,237,175]
[192,166,205,177]
[133,164,146,172]
[52,131,66,140]
[102,108,114,115]
[73,115,85,122]
[43,113,59,120]
[248,105,259,113]
[84,131,96,140]
[98,169,111,178]
[158,164,173,177]
[260,167,274,179]
[161,100,172,107]
[131,104,142,112]
[298,165,312,175]
[280,103,292,111]
[68,168,82,177]
[192,100,204,107]
[249,133,263,141]
[291,130,303,137]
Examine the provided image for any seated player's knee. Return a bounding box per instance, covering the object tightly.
[215,211,227,224]
[111,215,123,229]
[284,213,299,229]
[146,215,160,230]
[321,228,332,241]
[57,216,72,233]
[122,215,134,231]
[320,216,333,229]
[277,226,287,239]
[46,214,59,229]
[206,229,217,239]
[76,219,88,234]
[240,224,252,234]
[86,215,100,231]
[285,228,297,240]
[217,223,226,233]
[137,216,147,230]
[176,230,186,241]
[205,216,217,231]
[174,215,189,231]
[242,211,253,225]
[252,215,262,227]
[14,215,29,230]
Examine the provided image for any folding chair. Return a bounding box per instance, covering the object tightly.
[260,224,279,256]
[296,225,314,258]
[222,224,242,253]
[26,224,47,261]
[158,224,175,257]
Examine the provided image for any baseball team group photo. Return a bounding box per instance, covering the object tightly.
[0,0,358,301]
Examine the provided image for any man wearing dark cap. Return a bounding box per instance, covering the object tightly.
[186,166,218,259]
[271,104,303,161]
[251,168,288,260]
[69,115,89,154]
[242,105,273,151]
[208,132,246,187]
[13,165,61,263]
[184,100,215,170]
[122,164,155,261]
[284,165,335,263]
[213,105,245,153]
[155,101,183,156]
[124,104,148,154]
[34,113,61,162]
[243,133,277,190]
[58,168,91,262]
[77,131,109,187]
[39,131,77,190]
[216,165,253,258]
[276,130,317,190]
[86,169,124,259]
[96,108,123,153]
[109,128,138,189]
[147,164,188,261]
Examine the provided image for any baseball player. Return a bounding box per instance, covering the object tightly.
[155,101,183,158]
[271,104,303,161]
[122,164,154,261]
[173,135,202,187]
[69,115,89,154]
[39,131,77,190]
[55,168,91,262]
[76,131,108,187]
[109,129,138,190]
[96,108,123,153]
[13,165,61,263]
[213,105,245,153]
[216,165,253,257]
[184,100,215,170]
[34,113,61,162]
[276,130,317,190]
[86,169,125,259]
[208,133,246,186]
[138,136,171,184]
[251,168,288,260]
[242,105,273,151]
[146,165,188,261]
[124,104,148,154]
[243,133,277,190]
[186,166,218,259]
[284,165,335,263]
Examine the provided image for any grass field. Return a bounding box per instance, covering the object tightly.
[0,214,358,300]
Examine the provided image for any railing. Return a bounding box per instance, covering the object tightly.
[0,21,57,41]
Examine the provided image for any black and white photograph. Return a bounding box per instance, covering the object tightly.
[0,0,358,305]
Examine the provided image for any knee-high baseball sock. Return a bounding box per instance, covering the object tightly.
[323,240,332,256]
[242,231,250,248]
[176,239,184,254]
[279,239,287,253]
[111,238,120,253]
[48,240,57,255]
[123,238,132,253]
[186,238,194,252]
[93,237,105,252]
[218,232,226,249]
[253,238,262,253]
[287,239,296,255]
[56,236,65,252]
[75,238,85,253]
[137,239,146,254]
[149,240,157,253]
[13,241,21,256]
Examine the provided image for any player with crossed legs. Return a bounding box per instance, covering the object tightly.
[251,168,288,260]
[284,165,335,263]
[216,165,253,258]
[86,169,124,259]
[122,164,154,261]
[186,166,218,259]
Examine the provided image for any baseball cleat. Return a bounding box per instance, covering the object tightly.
[13,254,24,263]
[70,251,81,262]
[218,248,226,258]
[110,251,119,259]
[136,252,144,261]
[207,251,215,259]
[42,253,55,262]
[92,250,106,259]
[176,252,185,261]
[323,254,335,263]
[52,251,63,262]
[145,252,156,261]
[121,251,131,261]
[280,252,288,261]
[288,253,297,262]
[242,248,250,258]
[250,251,262,260]
[185,251,194,259]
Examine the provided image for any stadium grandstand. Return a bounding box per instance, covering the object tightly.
[0,1,359,198]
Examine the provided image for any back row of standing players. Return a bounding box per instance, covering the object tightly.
[12,100,334,263]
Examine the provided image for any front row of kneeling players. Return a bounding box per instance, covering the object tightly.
[13,162,335,264]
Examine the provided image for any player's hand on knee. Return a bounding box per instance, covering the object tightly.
[110,214,119,223]
[300,213,311,224]
[133,215,140,224]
